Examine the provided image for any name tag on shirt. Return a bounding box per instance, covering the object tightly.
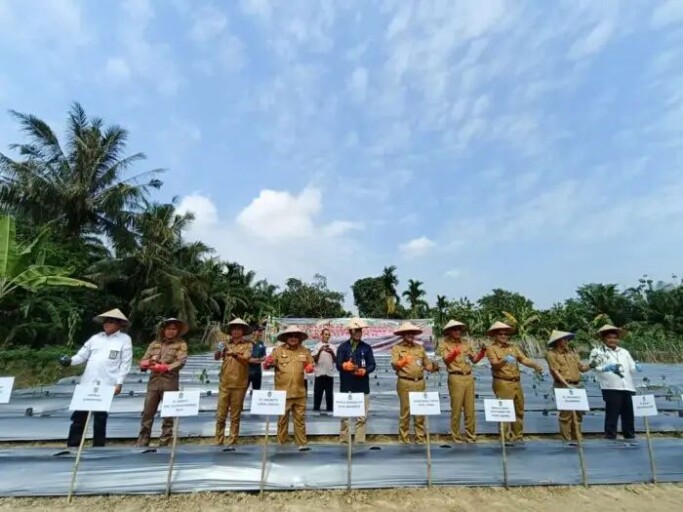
[108,350,120,360]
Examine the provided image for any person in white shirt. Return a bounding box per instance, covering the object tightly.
[312,328,336,413]
[59,308,133,447]
[589,324,642,441]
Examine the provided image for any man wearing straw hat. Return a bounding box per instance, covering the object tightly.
[437,319,487,443]
[545,330,590,445]
[391,322,439,444]
[135,318,189,447]
[336,318,376,444]
[264,325,315,449]
[486,321,543,443]
[589,325,641,441]
[59,308,133,447]
[214,318,253,447]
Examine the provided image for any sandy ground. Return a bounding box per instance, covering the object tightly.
[1,485,682,512]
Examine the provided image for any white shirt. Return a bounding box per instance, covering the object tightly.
[71,331,133,386]
[589,344,637,392]
[312,342,337,378]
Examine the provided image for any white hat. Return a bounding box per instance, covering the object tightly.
[276,325,309,342]
[597,324,624,337]
[547,330,574,347]
[227,318,252,334]
[94,308,129,325]
[394,322,423,336]
[160,318,189,336]
[442,319,467,335]
[487,321,514,336]
[347,318,368,329]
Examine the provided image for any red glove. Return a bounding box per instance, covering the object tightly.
[473,346,487,363]
[304,363,315,374]
[445,347,460,364]
[264,355,275,369]
[396,356,412,368]
[139,359,151,371]
[354,368,367,377]
[342,360,357,372]
[151,363,169,373]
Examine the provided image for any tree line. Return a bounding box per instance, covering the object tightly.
[1,104,681,361]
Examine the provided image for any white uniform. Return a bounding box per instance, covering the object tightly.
[71,331,133,386]
[589,344,637,392]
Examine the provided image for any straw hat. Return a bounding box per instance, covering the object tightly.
[347,317,368,330]
[486,321,514,336]
[93,308,129,325]
[276,325,309,342]
[442,319,467,335]
[394,322,423,336]
[597,324,624,337]
[227,317,252,334]
[160,318,189,336]
[547,330,574,347]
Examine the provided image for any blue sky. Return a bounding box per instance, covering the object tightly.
[1,0,683,310]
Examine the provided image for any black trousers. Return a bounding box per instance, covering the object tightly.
[313,376,334,411]
[248,372,262,391]
[67,410,108,447]
[601,389,636,439]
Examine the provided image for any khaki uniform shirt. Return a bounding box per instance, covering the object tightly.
[487,342,535,380]
[272,344,313,399]
[142,339,187,387]
[219,340,253,389]
[437,339,477,374]
[391,341,431,380]
[546,347,586,384]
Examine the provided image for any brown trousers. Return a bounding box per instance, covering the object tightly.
[447,374,476,442]
[340,395,370,443]
[554,383,584,441]
[215,387,247,445]
[397,378,426,444]
[137,377,178,446]
[277,397,307,446]
[492,379,525,441]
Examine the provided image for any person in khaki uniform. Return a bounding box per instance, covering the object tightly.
[391,322,439,444]
[486,321,543,443]
[264,325,314,450]
[437,319,487,443]
[215,318,253,447]
[546,330,591,445]
[136,318,189,447]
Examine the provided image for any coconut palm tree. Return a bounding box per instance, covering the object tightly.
[402,279,428,318]
[381,265,400,315]
[434,294,449,332]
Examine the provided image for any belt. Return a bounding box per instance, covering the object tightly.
[493,376,520,382]
[560,380,580,385]
[399,376,424,382]
[448,370,472,376]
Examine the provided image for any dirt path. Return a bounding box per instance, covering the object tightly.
[2,484,682,512]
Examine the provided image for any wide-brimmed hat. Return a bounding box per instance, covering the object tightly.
[347,317,368,330]
[487,321,514,336]
[93,308,129,325]
[277,325,309,342]
[160,318,189,336]
[394,322,423,336]
[597,324,624,337]
[227,317,252,334]
[442,319,467,335]
[547,330,574,347]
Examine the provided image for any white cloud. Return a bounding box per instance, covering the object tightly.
[347,66,369,102]
[103,57,132,83]
[400,236,435,258]
[189,4,228,43]
[177,194,219,227]
[651,0,683,28]
[444,269,463,279]
[567,19,615,60]
[219,35,246,72]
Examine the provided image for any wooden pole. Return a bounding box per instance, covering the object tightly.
[425,416,432,488]
[165,417,180,497]
[346,420,353,492]
[572,412,588,487]
[259,416,270,497]
[67,410,92,503]
[644,417,657,484]
[500,422,509,489]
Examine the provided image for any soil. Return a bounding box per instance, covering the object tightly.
[1,484,681,512]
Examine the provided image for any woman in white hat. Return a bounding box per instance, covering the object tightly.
[390,322,439,444]
[264,325,315,450]
[589,325,642,441]
[545,330,590,445]
[437,320,487,443]
[485,321,543,443]
[136,318,189,447]
[58,308,133,448]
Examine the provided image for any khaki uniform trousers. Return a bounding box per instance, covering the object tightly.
[137,382,177,446]
[340,395,370,443]
[277,397,307,446]
[554,383,583,441]
[492,379,525,441]
[397,378,426,443]
[447,374,476,442]
[215,387,247,445]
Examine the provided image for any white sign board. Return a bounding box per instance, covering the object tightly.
[554,388,590,411]
[0,377,15,404]
[69,383,115,412]
[250,390,287,416]
[161,390,201,418]
[484,399,516,423]
[333,392,366,417]
[409,391,441,416]
[632,394,658,417]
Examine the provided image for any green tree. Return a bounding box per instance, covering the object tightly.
[402,279,428,318]
[351,276,385,317]
[278,274,347,318]
[380,265,400,315]
[478,288,534,317]
[433,294,449,332]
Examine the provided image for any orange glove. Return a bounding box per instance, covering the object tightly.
[304,363,314,374]
[139,359,151,371]
[354,368,367,377]
[342,360,357,372]
[263,355,275,369]
[397,356,412,368]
